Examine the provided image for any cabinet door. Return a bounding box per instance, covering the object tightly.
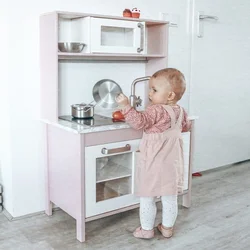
[85,139,140,218]
[90,18,145,54]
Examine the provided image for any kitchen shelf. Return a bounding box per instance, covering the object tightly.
[97,174,132,184]
[58,52,166,61]
[96,176,131,202]
[96,160,131,183]
[56,11,169,27]
[104,177,131,195]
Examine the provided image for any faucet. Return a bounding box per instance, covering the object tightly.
[129,76,151,108]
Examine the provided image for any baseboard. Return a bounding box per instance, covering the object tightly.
[193,159,250,175]
[2,208,14,220]
[2,207,61,221]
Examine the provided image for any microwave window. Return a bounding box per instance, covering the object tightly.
[101,26,134,47]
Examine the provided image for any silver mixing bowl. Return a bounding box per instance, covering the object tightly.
[58,42,86,53]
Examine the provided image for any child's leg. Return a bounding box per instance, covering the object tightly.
[140,196,157,230]
[161,195,178,227]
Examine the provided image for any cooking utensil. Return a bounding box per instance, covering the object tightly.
[58,42,86,53]
[92,79,123,109]
[71,103,94,118]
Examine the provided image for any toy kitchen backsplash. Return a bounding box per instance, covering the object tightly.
[58,60,148,117]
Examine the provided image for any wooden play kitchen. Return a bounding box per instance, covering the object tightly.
[40,10,195,242]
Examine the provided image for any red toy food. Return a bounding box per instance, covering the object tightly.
[123,9,132,17]
[131,8,140,18]
[112,110,125,120]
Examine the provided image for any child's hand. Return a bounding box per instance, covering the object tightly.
[115,93,129,108]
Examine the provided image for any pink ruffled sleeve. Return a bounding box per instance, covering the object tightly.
[121,105,162,130]
[182,109,192,132]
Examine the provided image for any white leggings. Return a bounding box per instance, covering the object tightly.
[139,195,178,230]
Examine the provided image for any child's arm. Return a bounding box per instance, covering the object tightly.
[121,105,158,130]
[116,93,158,130]
[182,109,192,132]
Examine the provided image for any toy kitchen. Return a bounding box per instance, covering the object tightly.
[40,10,195,242]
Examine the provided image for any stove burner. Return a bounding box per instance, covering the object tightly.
[59,114,124,127]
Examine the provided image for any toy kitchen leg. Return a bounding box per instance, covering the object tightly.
[76,216,85,242]
[44,124,53,216]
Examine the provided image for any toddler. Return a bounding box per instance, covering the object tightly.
[116,68,191,239]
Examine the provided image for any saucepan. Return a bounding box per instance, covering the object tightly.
[71,79,123,119]
[71,103,95,119]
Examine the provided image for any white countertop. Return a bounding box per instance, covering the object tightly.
[41,115,198,134]
[42,118,131,134]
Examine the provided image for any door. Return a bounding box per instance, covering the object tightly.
[85,139,140,217]
[190,0,250,171]
[90,18,145,54]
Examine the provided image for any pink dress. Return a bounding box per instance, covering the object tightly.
[121,104,191,197]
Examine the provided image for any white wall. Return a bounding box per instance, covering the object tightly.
[2,0,191,217]
[59,62,147,116]
[0,4,14,214]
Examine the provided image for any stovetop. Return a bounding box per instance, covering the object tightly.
[59,114,124,127]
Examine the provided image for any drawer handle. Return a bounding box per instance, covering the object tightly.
[101,144,131,155]
[137,23,144,53]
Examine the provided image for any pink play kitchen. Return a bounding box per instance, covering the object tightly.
[40,11,195,242]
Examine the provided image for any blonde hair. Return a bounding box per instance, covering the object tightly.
[152,68,186,101]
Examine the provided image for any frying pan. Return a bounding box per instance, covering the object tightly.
[92,79,123,109]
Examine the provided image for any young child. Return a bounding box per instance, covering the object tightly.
[115,68,191,239]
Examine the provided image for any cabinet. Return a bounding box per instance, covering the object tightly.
[55,12,168,58]
[44,126,194,242]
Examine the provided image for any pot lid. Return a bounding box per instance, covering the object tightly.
[71,104,94,110]
[92,79,123,109]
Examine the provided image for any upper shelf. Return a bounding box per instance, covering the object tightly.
[43,11,169,26]
[58,52,166,60]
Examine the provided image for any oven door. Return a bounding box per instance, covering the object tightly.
[85,139,140,218]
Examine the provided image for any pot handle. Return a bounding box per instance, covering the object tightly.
[80,100,96,112]
[79,43,85,50]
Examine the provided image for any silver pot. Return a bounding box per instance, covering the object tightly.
[71,104,94,118]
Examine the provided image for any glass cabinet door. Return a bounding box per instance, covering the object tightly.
[96,153,132,202]
[85,139,140,217]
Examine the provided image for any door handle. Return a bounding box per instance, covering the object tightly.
[137,23,144,53]
[199,15,218,21]
[197,11,219,38]
[101,144,131,155]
